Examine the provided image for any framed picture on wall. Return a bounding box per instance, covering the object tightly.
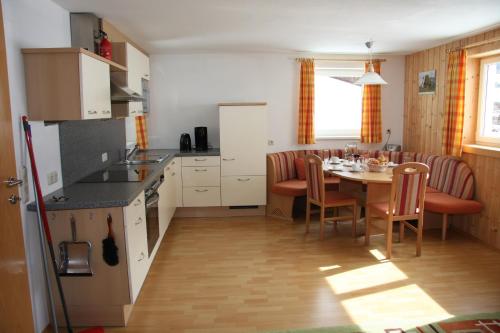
[418,70,436,94]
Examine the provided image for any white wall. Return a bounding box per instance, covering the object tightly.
[3,0,69,331]
[148,53,405,152]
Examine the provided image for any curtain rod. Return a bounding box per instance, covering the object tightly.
[295,57,386,62]
[446,36,500,53]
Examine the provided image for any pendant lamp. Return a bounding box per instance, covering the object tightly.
[355,40,387,85]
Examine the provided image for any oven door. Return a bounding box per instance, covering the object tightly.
[145,192,160,257]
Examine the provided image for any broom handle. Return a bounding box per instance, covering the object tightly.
[22,116,73,333]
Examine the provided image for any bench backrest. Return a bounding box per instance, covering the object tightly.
[267,150,475,199]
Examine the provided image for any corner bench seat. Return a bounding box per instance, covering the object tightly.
[272,177,340,197]
[267,149,483,239]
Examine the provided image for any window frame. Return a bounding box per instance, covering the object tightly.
[313,61,364,140]
[476,54,500,147]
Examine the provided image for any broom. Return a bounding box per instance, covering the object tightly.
[102,214,119,266]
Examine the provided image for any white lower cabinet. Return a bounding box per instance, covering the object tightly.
[183,187,221,207]
[221,176,266,206]
[123,192,148,303]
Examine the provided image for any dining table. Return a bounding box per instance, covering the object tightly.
[323,161,395,234]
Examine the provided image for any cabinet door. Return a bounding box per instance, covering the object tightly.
[129,101,143,117]
[80,54,112,119]
[126,44,144,95]
[157,177,169,238]
[142,55,150,80]
[221,176,266,206]
[123,192,148,303]
[220,105,267,176]
[172,158,183,207]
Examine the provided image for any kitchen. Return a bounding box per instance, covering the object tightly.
[2,1,500,333]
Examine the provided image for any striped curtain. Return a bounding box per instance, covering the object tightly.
[135,115,149,149]
[360,61,382,143]
[298,59,315,144]
[442,50,466,157]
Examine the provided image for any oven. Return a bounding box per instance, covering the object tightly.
[145,174,163,257]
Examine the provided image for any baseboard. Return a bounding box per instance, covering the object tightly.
[174,206,265,218]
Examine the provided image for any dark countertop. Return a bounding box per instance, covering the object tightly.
[27,148,220,212]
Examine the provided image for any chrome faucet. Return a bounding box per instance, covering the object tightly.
[125,144,139,163]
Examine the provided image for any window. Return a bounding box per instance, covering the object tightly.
[314,61,364,139]
[477,55,500,146]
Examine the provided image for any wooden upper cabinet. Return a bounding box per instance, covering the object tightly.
[22,48,124,121]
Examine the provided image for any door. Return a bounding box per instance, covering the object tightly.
[0,1,36,331]
[220,105,267,176]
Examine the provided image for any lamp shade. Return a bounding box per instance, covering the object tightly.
[355,63,388,85]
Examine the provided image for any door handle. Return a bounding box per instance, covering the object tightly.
[8,194,21,205]
[3,177,23,187]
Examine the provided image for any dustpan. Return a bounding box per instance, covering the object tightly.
[58,215,93,277]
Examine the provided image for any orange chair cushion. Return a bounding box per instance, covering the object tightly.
[294,158,306,180]
[424,192,482,215]
[272,179,307,196]
[426,186,440,193]
[271,177,341,197]
[324,191,356,205]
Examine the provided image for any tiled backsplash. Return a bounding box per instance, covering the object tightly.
[59,119,126,185]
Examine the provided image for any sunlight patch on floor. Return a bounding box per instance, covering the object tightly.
[325,262,407,294]
[318,265,341,272]
[341,283,453,330]
[369,249,390,261]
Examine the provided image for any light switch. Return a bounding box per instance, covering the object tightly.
[47,171,58,185]
[102,152,108,162]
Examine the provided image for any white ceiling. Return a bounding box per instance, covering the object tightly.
[52,0,500,55]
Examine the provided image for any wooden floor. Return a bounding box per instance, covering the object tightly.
[105,215,500,333]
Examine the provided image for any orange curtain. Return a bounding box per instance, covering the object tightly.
[360,61,382,143]
[135,115,149,149]
[442,50,466,157]
[298,59,315,144]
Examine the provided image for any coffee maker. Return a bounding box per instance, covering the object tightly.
[194,127,208,151]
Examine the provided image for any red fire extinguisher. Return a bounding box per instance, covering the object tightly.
[99,30,112,60]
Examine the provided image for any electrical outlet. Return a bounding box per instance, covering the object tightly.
[47,171,58,186]
[386,128,392,135]
[268,140,274,146]
[102,152,108,163]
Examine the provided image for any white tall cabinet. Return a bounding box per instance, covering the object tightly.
[219,103,267,206]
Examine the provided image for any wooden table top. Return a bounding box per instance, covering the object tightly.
[324,164,394,184]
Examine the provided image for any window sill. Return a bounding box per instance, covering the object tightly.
[316,136,361,141]
[463,144,500,159]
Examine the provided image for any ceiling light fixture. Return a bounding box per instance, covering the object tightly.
[355,40,388,86]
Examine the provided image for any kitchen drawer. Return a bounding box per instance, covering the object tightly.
[124,192,146,225]
[183,187,221,207]
[182,166,220,187]
[182,156,220,167]
[221,176,266,206]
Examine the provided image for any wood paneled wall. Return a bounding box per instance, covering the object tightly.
[403,27,500,249]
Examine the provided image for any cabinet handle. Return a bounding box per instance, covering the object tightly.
[144,74,150,78]
[223,158,235,161]
[172,161,175,165]
[237,178,251,182]
[195,189,208,193]
[87,110,98,115]
[194,169,207,172]
[131,110,136,115]
[137,252,145,262]
[194,158,207,162]
[102,110,111,114]
[134,199,142,206]
[134,217,143,225]
[166,167,170,171]
[171,172,176,176]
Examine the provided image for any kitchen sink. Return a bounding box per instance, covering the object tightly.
[119,149,170,165]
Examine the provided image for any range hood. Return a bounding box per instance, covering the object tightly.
[110,80,145,103]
